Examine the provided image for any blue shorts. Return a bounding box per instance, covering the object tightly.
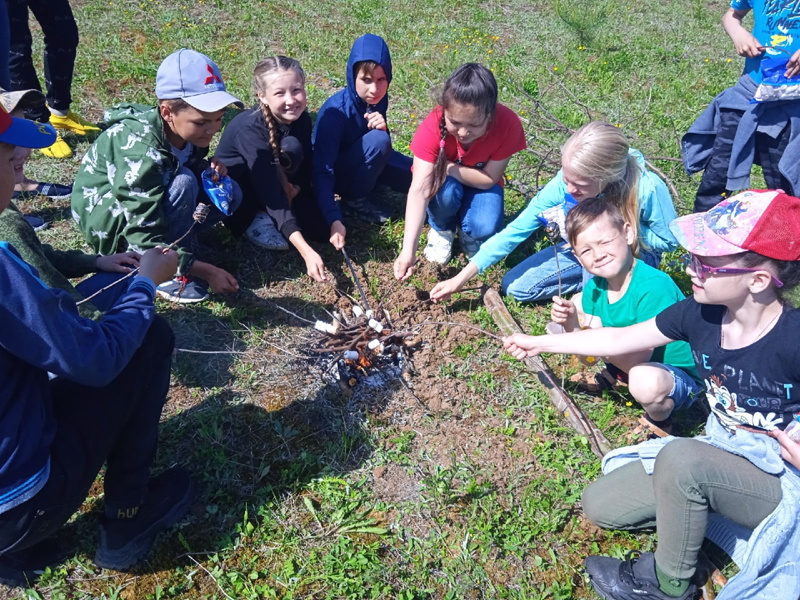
[661,364,702,411]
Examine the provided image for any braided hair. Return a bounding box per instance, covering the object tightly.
[430,63,498,195]
[253,56,306,203]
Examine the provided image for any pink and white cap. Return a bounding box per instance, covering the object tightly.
[669,189,800,260]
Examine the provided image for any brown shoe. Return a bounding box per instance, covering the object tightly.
[569,368,619,395]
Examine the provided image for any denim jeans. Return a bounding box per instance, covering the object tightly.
[333,129,412,200]
[502,245,664,304]
[7,0,79,121]
[694,108,793,213]
[162,166,243,252]
[501,242,583,303]
[426,176,505,245]
[0,316,174,555]
[581,438,782,581]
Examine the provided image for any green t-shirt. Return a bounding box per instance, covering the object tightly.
[581,260,699,381]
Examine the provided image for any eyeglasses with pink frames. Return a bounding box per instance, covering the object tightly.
[684,254,784,288]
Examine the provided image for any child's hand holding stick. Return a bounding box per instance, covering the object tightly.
[551,295,580,332]
[502,333,544,360]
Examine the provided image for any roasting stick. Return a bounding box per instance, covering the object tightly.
[341,247,372,314]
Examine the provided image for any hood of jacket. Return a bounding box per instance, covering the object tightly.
[345,33,392,115]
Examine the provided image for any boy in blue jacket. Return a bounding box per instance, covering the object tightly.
[0,105,193,585]
[312,33,412,248]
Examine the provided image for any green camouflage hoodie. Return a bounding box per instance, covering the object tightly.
[70,103,207,274]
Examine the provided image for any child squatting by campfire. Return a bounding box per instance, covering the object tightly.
[0,105,194,584]
[546,196,700,435]
[504,189,800,600]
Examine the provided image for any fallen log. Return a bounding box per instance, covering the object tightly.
[483,288,613,458]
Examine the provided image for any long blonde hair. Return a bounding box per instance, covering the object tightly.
[561,121,643,255]
[253,56,306,203]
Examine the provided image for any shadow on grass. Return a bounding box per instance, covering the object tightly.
[46,374,390,586]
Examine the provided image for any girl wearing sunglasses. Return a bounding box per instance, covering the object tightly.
[503,189,800,600]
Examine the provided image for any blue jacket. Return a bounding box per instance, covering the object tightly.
[682,75,800,195]
[470,149,678,273]
[603,415,800,600]
[0,242,156,514]
[312,33,392,225]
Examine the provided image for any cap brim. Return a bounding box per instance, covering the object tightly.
[0,89,46,114]
[183,91,244,113]
[0,118,57,148]
[669,212,747,257]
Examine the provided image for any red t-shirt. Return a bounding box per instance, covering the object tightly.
[409,103,526,187]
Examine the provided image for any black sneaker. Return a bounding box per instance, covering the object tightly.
[584,552,699,600]
[0,538,70,587]
[156,275,209,303]
[94,468,195,570]
[23,214,49,231]
[340,196,392,224]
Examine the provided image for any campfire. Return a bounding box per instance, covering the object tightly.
[306,303,415,383]
[290,249,423,390]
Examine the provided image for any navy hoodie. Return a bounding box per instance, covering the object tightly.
[312,33,392,226]
[0,242,156,514]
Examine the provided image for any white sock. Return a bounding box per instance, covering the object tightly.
[49,107,68,117]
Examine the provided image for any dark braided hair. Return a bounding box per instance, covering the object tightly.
[429,63,498,195]
[253,56,305,203]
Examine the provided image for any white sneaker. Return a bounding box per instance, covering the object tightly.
[423,228,455,264]
[245,212,288,250]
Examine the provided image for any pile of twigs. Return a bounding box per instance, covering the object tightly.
[305,302,417,378]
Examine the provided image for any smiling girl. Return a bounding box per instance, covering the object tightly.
[216,56,329,281]
[429,121,678,303]
[393,63,527,279]
[503,190,800,600]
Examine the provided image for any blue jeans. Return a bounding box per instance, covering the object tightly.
[502,242,583,303]
[503,245,665,304]
[661,364,701,411]
[333,129,412,199]
[162,166,242,252]
[426,176,505,244]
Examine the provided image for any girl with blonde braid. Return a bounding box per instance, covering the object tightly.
[393,63,526,280]
[217,56,328,281]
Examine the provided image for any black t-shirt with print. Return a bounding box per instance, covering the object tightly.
[655,297,800,432]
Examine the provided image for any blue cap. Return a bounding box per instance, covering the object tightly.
[155,49,243,113]
[0,104,56,148]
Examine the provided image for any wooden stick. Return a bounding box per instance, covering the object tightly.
[483,288,612,458]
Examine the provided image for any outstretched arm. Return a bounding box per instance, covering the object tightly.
[394,157,436,280]
[503,317,672,360]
